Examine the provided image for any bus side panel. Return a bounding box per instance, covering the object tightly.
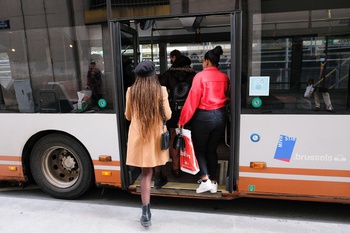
[239,114,350,200]
[93,160,121,187]
[0,114,122,187]
[0,156,24,180]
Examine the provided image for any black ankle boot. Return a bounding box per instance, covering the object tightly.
[140,204,151,227]
[154,172,168,189]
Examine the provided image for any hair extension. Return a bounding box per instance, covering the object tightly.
[129,75,162,140]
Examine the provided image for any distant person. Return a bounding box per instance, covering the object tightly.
[169,49,182,66]
[125,61,171,227]
[178,46,230,194]
[86,61,102,102]
[159,55,196,177]
[313,54,335,113]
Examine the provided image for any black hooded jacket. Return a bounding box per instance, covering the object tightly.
[159,58,196,128]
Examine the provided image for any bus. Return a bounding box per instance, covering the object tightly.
[0,1,350,203]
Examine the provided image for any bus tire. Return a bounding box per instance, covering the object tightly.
[30,133,94,199]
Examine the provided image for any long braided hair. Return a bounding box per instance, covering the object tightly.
[129,74,162,140]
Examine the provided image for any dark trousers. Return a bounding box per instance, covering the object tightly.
[191,107,227,181]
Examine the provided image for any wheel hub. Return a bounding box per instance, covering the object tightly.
[61,156,76,170]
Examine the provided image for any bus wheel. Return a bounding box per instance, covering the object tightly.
[30,134,94,199]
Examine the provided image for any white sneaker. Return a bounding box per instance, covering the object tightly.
[196,179,213,193]
[210,182,218,193]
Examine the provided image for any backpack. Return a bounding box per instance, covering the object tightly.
[172,81,190,111]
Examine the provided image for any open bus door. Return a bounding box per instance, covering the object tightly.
[110,21,141,189]
[111,11,242,199]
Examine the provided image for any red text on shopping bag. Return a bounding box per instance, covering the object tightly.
[180,129,199,175]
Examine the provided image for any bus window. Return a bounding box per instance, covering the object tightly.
[0,52,13,111]
[0,21,114,113]
[142,42,232,75]
[245,8,350,113]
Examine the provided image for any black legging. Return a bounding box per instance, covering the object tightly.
[190,107,227,181]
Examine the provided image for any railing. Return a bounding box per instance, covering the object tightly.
[90,0,170,9]
[328,57,350,89]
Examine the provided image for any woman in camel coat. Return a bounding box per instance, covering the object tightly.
[125,85,171,167]
[125,61,171,227]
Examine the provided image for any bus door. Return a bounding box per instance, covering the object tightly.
[228,11,243,194]
[110,21,141,189]
[111,12,243,199]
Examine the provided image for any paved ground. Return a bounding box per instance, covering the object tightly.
[0,195,349,233]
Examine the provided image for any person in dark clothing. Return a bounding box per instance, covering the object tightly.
[159,55,196,177]
[87,61,102,102]
[313,53,334,112]
[122,56,135,95]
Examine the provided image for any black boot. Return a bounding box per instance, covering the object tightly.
[140,204,151,227]
[154,172,168,189]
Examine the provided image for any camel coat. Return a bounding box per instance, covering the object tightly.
[125,86,172,168]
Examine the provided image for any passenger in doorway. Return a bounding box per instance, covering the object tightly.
[122,56,135,132]
[125,61,171,227]
[313,54,335,113]
[122,56,135,96]
[159,55,196,177]
[86,61,102,103]
[178,46,230,194]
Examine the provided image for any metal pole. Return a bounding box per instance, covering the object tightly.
[107,0,112,20]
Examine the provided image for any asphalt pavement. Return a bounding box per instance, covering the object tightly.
[0,194,349,233]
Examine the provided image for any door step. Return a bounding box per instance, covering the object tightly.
[130,181,228,199]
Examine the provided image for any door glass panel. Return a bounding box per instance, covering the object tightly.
[120,29,137,94]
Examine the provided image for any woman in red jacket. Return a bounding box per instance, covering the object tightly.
[178,46,229,194]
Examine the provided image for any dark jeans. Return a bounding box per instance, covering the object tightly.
[191,107,227,181]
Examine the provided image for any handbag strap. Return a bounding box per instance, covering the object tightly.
[160,88,166,131]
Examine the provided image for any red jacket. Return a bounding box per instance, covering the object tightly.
[178,66,229,126]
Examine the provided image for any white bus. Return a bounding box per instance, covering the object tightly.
[0,1,350,203]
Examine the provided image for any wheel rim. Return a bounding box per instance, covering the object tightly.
[41,146,80,188]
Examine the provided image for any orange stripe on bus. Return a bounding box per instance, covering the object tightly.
[240,166,350,177]
[239,177,350,199]
[93,160,120,166]
[0,155,21,161]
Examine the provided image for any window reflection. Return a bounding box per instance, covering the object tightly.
[0,23,112,113]
[248,8,350,113]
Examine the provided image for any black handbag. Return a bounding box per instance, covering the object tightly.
[173,128,185,150]
[161,129,170,150]
[160,89,170,150]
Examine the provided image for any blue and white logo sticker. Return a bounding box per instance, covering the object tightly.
[250,133,260,142]
[274,135,297,162]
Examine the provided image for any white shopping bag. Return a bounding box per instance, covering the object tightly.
[304,85,314,98]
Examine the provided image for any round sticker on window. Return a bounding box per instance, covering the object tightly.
[251,97,262,108]
[98,99,107,108]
